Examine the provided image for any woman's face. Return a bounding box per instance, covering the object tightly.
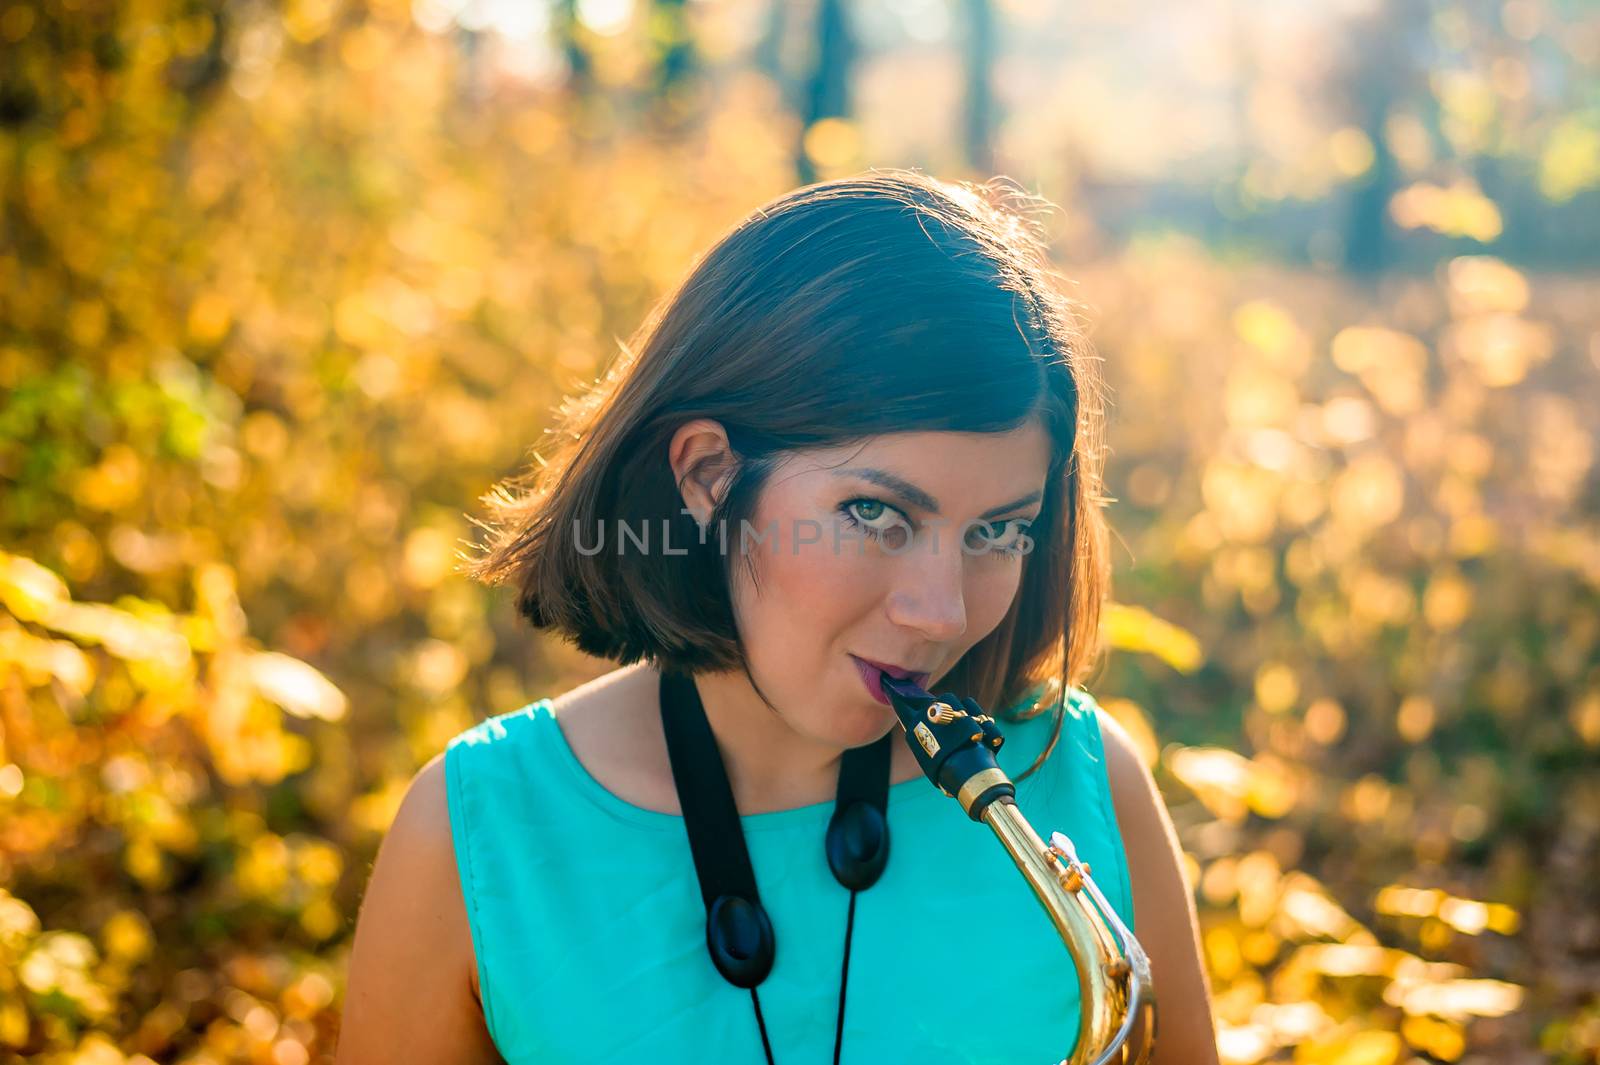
[724,421,1053,749]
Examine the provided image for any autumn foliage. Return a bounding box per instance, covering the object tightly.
[2,2,1597,1063]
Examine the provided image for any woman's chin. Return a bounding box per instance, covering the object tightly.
[835,704,899,749]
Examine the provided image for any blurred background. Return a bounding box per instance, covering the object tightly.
[1,0,1597,1062]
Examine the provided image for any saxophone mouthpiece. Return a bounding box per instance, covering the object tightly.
[878,673,1014,821]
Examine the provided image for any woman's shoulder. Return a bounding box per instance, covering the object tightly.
[447,661,681,817]
[345,750,488,1034]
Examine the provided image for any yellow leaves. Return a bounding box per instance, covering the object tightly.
[1218,1001,1337,1063]
[124,838,167,889]
[100,528,189,596]
[69,1032,135,1064]
[237,834,291,901]
[1233,851,1282,926]
[1203,461,1280,543]
[1234,300,1311,376]
[1572,690,1600,747]
[171,12,217,57]
[349,775,410,835]
[1374,885,1521,936]
[1389,178,1503,241]
[40,601,192,677]
[1328,128,1376,179]
[294,840,344,889]
[0,999,25,1049]
[1101,601,1202,673]
[409,638,469,696]
[100,910,153,964]
[1538,116,1600,202]
[802,117,863,173]
[246,651,348,722]
[283,0,340,44]
[0,890,42,948]
[1167,747,1302,821]
[1293,1030,1401,1065]
[3,548,344,797]
[1400,1015,1466,1061]
[333,290,391,349]
[339,23,393,72]
[1170,747,1252,817]
[1277,874,1363,940]
[240,410,290,460]
[1445,256,1529,315]
[1329,453,1405,533]
[0,625,95,695]
[1395,695,1436,743]
[1442,313,1555,387]
[203,699,315,786]
[186,290,233,345]
[1207,925,1247,980]
[1292,943,1397,977]
[1303,698,1347,745]
[282,971,336,1018]
[1526,392,1595,506]
[1422,566,1474,630]
[1255,662,1299,714]
[1342,567,1415,630]
[1342,774,1396,823]
[1329,327,1429,416]
[234,834,345,940]
[1226,364,1301,429]
[67,299,110,350]
[1447,513,1497,556]
[18,931,113,1021]
[1384,977,1524,1021]
[0,550,188,680]
[299,898,342,942]
[72,444,146,513]
[402,526,460,589]
[1384,112,1434,174]
[1320,395,1379,445]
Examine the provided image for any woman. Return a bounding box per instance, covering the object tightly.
[337,171,1218,1064]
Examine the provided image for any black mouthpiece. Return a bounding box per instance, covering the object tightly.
[878,674,1014,820]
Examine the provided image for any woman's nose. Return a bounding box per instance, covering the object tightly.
[882,532,968,641]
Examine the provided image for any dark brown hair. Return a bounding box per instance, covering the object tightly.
[461,169,1112,781]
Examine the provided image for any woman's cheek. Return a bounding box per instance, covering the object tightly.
[968,561,1024,633]
[768,527,871,610]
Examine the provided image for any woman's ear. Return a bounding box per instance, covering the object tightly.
[669,418,739,526]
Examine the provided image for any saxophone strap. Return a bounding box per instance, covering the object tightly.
[658,668,891,1065]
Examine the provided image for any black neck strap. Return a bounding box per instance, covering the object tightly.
[658,669,892,1065]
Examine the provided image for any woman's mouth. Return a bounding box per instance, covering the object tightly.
[850,655,932,706]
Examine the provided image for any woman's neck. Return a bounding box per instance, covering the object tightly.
[688,667,854,813]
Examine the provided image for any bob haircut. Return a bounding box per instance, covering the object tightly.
[462,169,1112,782]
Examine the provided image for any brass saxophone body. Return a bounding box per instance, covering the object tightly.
[880,675,1157,1065]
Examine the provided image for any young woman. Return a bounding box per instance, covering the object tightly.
[337,171,1218,1064]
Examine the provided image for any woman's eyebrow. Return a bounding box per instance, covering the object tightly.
[833,467,1042,519]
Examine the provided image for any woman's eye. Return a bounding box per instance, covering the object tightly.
[845,499,900,529]
[968,519,1031,555]
[840,499,909,544]
[848,499,889,526]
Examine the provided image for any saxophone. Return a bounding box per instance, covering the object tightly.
[880,674,1157,1065]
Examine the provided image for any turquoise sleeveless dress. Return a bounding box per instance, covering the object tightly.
[444,684,1135,1065]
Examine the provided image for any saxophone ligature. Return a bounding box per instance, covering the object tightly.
[880,674,1157,1065]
